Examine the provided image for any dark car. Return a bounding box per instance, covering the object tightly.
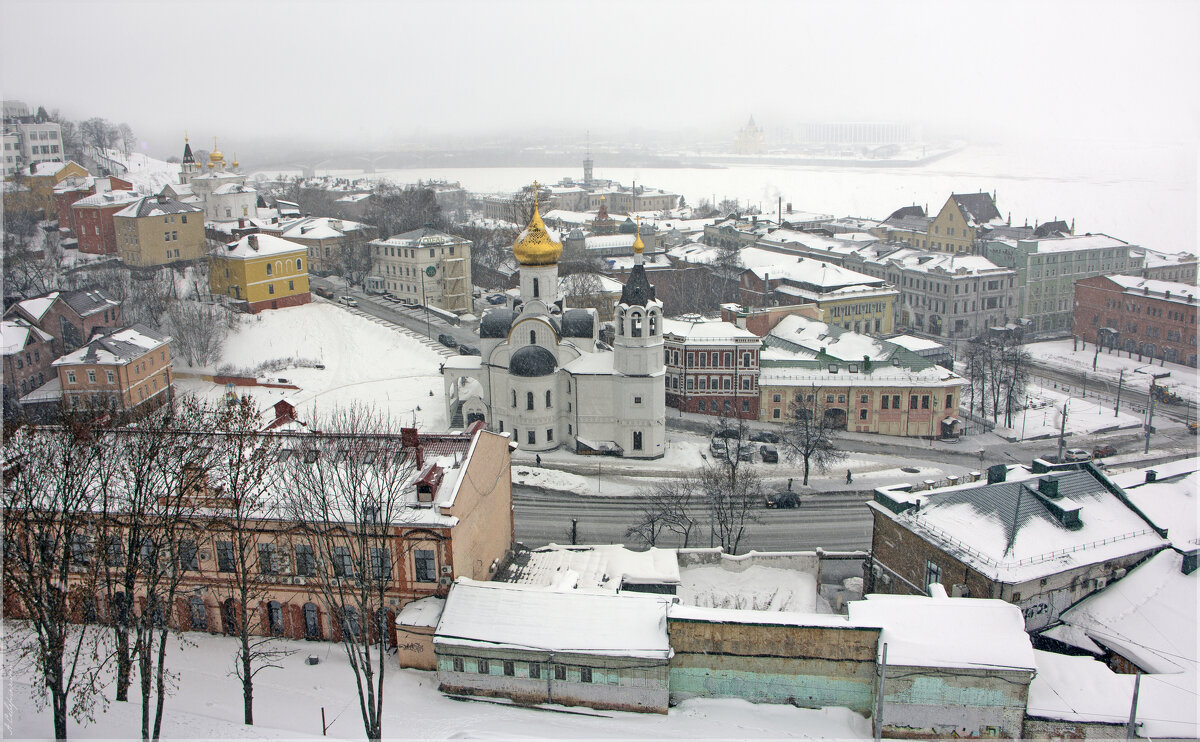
[765,491,800,508]
[437,333,458,348]
[1092,444,1117,458]
[487,294,508,305]
[313,286,334,299]
[759,444,779,463]
[458,344,481,356]
[749,431,780,444]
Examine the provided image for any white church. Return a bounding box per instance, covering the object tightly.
[442,198,665,458]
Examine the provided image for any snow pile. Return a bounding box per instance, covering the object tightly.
[678,563,821,613]
[92,147,181,195]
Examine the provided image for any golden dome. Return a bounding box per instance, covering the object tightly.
[232,152,239,168]
[632,215,645,254]
[513,183,562,266]
[209,136,225,164]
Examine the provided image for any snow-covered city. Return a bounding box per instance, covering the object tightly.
[2,2,1197,740]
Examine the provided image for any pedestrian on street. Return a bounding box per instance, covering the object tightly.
[846,469,853,484]
[536,454,542,467]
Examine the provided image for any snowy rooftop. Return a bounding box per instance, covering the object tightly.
[1,319,53,355]
[847,592,1035,671]
[29,161,71,176]
[668,604,857,629]
[767,314,896,362]
[114,194,201,219]
[760,228,872,256]
[887,251,1010,276]
[1117,468,1198,553]
[746,256,882,289]
[870,468,1171,583]
[12,293,59,322]
[220,233,306,259]
[434,579,672,659]
[758,356,963,389]
[498,544,681,592]
[1026,650,1135,725]
[395,595,444,628]
[1138,247,1198,268]
[211,183,256,195]
[1059,549,1196,675]
[994,232,1132,253]
[53,324,170,366]
[885,334,946,353]
[662,317,760,345]
[280,216,367,241]
[1107,275,1199,305]
[71,189,141,208]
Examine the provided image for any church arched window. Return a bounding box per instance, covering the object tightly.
[511,390,516,408]
[532,278,539,298]
[630,312,643,338]
[526,392,534,411]
[545,390,552,408]
[530,330,536,346]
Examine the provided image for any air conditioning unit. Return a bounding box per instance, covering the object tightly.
[439,577,452,586]
[1112,568,1126,581]
[440,565,452,575]
[1095,577,1107,590]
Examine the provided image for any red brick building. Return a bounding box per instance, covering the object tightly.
[1,318,55,418]
[662,317,760,419]
[1073,275,1198,367]
[4,289,122,355]
[54,175,133,241]
[71,190,141,255]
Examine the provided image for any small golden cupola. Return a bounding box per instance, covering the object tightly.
[512,181,562,266]
[208,137,225,169]
[632,215,645,254]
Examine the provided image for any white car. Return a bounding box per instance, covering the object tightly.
[1065,448,1092,462]
[339,296,358,307]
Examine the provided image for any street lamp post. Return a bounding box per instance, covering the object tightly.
[420,265,434,339]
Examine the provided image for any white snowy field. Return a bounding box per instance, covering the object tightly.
[174,302,450,429]
[4,623,870,740]
[1025,338,1199,406]
[987,384,1146,442]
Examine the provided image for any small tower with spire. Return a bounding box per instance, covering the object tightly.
[583,131,593,187]
[180,133,196,185]
[611,216,666,457]
[513,182,562,309]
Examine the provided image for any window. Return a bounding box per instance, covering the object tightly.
[477,659,490,675]
[555,664,567,681]
[633,396,643,405]
[216,540,235,572]
[580,667,593,683]
[503,660,515,677]
[105,536,124,566]
[87,370,96,383]
[528,662,541,679]
[332,546,354,578]
[171,231,177,241]
[892,394,900,409]
[295,544,315,576]
[296,258,302,270]
[70,534,90,565]
[268,284,275,295]
[266,263,273,276]
[921,395,930,409]
[946,394,953,408]
[924,560,942,591]
[511,390,516,408]
[772,408,781,419]
[288,280,294,291]
[546,428,554,442]
[452,657,464,673]
[258,543,278,574]
[190,596,207,630]
[527,430,536,445]
[698,400,706,411]
[181,215,187,224]
[369,547,390,580]
[910,395,919,410]
[342,606,361,638]
[633,431,643,450]
[545,390,552,408]
[67,371,75,384]
[414,549,436,582]
[106,371,114,383]
[268,601,284,634]
[177,540,198,571]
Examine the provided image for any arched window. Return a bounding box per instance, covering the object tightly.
[532,277,539,298]
[615,308,624,335]
[296,258,303,271]
[265,263,273,276]
[649,312,657,336]
[630,312,643,338]
[303,603,320,639]
[268,601,283,635]
[190,596,207,630]
[511,390,517,408]
[530,330,536,345]
[545,390,552,408]
[526,391,534,411]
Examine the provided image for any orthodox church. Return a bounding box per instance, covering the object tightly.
[442,193,665,458]
[169,135,256,222]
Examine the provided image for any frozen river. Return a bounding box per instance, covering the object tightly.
[255,138,1197,253]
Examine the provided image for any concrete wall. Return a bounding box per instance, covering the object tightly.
[395,624,437,670]
[881,665,1031,739]
[1023,716,1126,740]
[443,430,513,582]
[668,616,879,714]
[436,646,669,713]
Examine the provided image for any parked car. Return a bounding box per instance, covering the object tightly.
[313,286,334,299]
[759,444,779,463]
[458,344,480,356]
[339,295,358,307]
[765,491,800,508]
[437,333,459,348]
[487,294,508,305]
[709,428,740,455]
[749,431,780,444]
[1092,444,1117,459]
[1064,448,1092,462]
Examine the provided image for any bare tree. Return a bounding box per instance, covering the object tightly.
[365,184,443,237]
[165,301,230,367]
[337,234,375,287]
[79,118,115,154]
[780,386,847,486]
[701,461,762,555]
[625,475,701,548]
[279,406,419,741]
[204,396,290,726]
[116,123,136,155]
[2,419,111,740]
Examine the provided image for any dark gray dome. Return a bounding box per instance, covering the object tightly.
[561,308,594,338]
[510,345,557,377]
[480,308,518,339]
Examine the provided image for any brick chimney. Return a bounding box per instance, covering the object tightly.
[248,234,259,250]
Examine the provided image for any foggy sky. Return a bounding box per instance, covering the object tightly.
[2,0,1198,155]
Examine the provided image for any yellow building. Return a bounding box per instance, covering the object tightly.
[114,194,206,268]
[6,160,88,216]
[209,233,311,313]
[927,193,1004,254]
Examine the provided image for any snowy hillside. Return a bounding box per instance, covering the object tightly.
[90,146,181,194]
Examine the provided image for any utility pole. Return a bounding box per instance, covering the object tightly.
[873,643,888,742]
[1056,400,1069,462]
[1125,672,1141,740]
[1145,381,1158,455]
[1115,369,1124,417]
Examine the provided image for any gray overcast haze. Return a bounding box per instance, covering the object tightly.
[2,0,1198,154]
